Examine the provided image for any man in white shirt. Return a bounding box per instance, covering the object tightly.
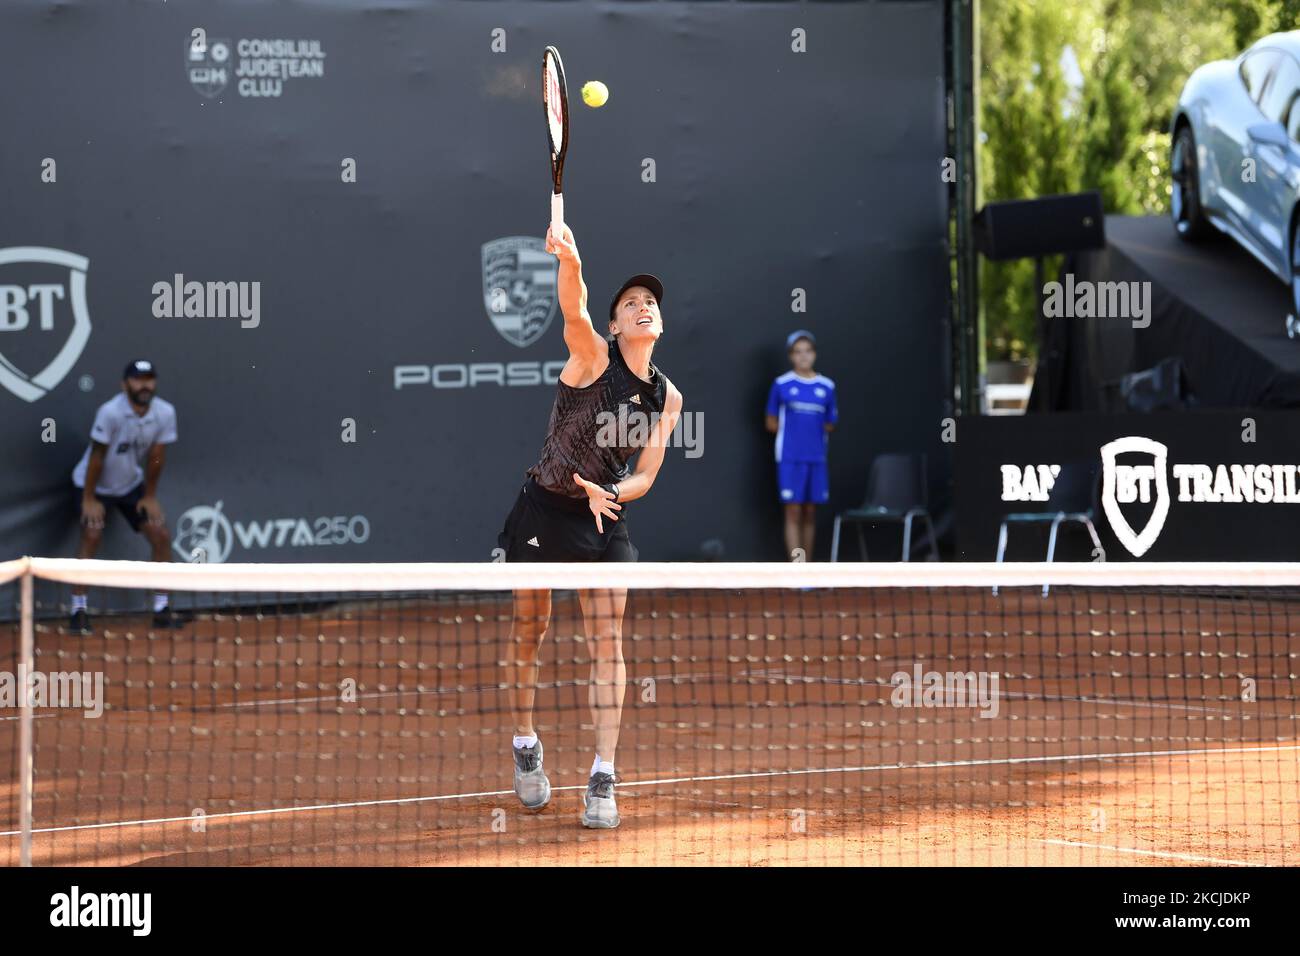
[69,359,184,633]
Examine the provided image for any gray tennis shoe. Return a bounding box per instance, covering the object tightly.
[581,771,620,829]
[512,740,551,810]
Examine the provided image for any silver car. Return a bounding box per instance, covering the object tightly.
[1172,31,1300,325]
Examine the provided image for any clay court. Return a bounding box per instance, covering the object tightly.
[4,583,1297,866]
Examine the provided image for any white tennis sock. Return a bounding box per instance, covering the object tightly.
[590,755,615,777]
[513,734,538,750]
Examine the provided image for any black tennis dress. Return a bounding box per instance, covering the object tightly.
[498,338,669,562]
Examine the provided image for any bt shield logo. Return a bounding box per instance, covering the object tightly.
[0,247,92,402]
[1100,436,1171,557]
[1006,436,1300,558]
[481,237,558,348]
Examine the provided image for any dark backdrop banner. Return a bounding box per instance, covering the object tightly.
[0,0,949,565]
[955,412,1300,561]
[1038,216,1300,412]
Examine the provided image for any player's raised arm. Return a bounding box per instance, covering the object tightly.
[545,224,606,371]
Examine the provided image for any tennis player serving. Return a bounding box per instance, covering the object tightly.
[497,223,682,829]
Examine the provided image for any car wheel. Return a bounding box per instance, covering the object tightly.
[1171,124,1211,240]
[1290,224,1300,331]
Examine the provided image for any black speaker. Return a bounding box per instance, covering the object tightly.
[1119,357,1196,412]
[975,192,1105,261]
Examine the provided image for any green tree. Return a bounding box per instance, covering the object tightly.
[1080,7,1144,215]
[1279,0,1300,30]
[980,0,1096,360]
[1221,0,1278,49]
[978,0,1244,362]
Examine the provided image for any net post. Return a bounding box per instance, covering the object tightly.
[18,565,34,867]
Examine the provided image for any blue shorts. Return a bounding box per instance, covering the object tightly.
[778,461,829,504]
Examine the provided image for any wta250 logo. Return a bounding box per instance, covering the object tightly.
[174,501,371,563]
[0,247,92,402]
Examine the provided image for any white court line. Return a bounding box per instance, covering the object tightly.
[1038,838,1264,867]
[207,672,731,710]
[15,672,731,721]
[1,674,724,719]
[743,670,1256,716]
[71,668,1263,718]
[3,742,1296,840]
[58,671,736,714]
[1000,692,1247,716]
[0,714,57,722]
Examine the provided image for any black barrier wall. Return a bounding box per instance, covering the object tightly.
[955,412,1300,561]
[0,0,949,564]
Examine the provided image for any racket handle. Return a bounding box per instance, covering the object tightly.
[550,192,565,243]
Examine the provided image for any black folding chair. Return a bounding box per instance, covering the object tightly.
[830,453,938,562]
[994,461,1103,596]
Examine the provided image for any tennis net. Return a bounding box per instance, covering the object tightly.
[3,559,1298,866]
[1,563,22,867]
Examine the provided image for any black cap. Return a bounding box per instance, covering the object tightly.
[123,359,157,380]
[608,274,665,323]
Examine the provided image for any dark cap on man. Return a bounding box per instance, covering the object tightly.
[123,359,157,380]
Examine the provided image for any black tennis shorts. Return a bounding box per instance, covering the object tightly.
[497,477,637,563]
[76,482,147,533]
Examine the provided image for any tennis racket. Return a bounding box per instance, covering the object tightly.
[542,45,569,244]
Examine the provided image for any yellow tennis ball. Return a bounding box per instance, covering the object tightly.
[581,81,609,108]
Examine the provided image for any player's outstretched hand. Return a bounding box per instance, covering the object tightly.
[573,472,620,533]
[545,224,580,264]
